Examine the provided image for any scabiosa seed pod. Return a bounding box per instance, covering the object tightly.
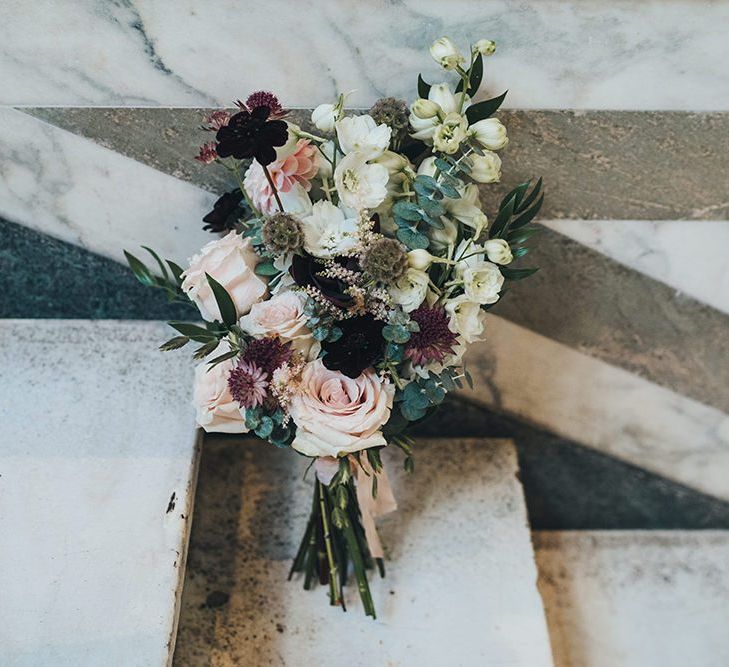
[360,237,409,284]
[368,97,410,149]
[261,212,305,255]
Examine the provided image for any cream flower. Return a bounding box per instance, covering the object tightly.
[181,232,267,321]
[446,183,488,234]
[469,117,509,151]
[469,151,502,183]
[462,261,504,304]
[290,360,395,457]
[483,238,513,265]
[335,114,391,160]
[475,39,497,56]
[390,267,430,312]
[334,152,389,210]
[429,37,465,70]
[302,200,359,258]
[445,296,486,343]
[432,112,468,154]
[311,103,338,133]
[239,290,317,358]
[193,345,249,434]
[409,84,471,143]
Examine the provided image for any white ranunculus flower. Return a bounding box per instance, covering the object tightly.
[445,296,486,343]
[469,117,508,151]
[483,238,513,265]
[430,37,465,70]
[462,260,504,304]
[334,152,389,210]
[469,151,502,183]
[389,267,430,312]
[433,112,468,154]
[335,114,391,160]
[302,200,359,258]
[181,231,267,321]
[311,103,338,133]
[475,39,497,56]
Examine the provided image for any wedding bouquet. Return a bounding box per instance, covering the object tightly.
[126,36,543,618]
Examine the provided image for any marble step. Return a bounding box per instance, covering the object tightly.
[0,320,200,667]
[534,531,729,667]
[174,437,554,666]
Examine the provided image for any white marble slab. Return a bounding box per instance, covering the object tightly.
[174,438,554,666]
[461,316,729,502]
[534,531,729,667]
[1,1,727,109]
[544,220,729,315]
[0,320,200,667]
[0,108,213,266]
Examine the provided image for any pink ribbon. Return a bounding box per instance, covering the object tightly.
[352,454,397,559]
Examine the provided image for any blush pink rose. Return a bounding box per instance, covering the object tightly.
[244,139,319,215]
[289,360,394,457]
[181,231,267,322]
[238,290,317,358]
[193,348,249,434]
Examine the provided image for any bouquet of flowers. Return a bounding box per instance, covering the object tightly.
[126,36,543,618]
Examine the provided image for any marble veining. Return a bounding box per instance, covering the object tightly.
[1,1,728,109]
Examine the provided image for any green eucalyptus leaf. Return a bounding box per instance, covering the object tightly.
[400,402,426,422]
[254,261,279,276]
[437,181,461,199]
[392,201,423,221]
[396,227,430,250]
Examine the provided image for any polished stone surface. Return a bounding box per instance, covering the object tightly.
[0,320,200,666]
[3,1,729,109]
[174,437,553,666]
[534,531,729,667]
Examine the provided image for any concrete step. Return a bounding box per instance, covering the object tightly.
[175,437,554,666]
[0,320,200,667]
[534,531,729,667]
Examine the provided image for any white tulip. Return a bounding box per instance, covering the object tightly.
[445,296,486,343]
[475,39,496,56]
[407,249,435,270]
[432,112,468,154]
[411,98,441,119]
[311,103,338,133]
[469,151,502,183]
[334,152,389,211]
[430,37,465,70]
[483,239,513,265]
[302,200,359,258]
[469,117,508,151]
[428,83,460,114]
[335,114,391,160]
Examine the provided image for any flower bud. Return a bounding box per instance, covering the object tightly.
[311,103,338,133]
[411,98,441,119]
[375,150,411,175]
[483,239,513,265]
[469,151,502,184]
[469,117,508,151]
[475,39,496,56]
[408,249,435,270]
[429,37,465,70]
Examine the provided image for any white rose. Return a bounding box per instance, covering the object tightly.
[462,261,504,304]
[311,103,338,133]
[334,152,389,210]
[483,238,513,265]
[469,151,502,183]
[429,37,465,70]
[475,39,496,56]
[302,200,359,258]
[390,267,429,312]
[290,360,395,457]
[181,231,267,322]
[193,345,248,434]
[445,296,486,343]
[239,290,317,358]
[469,117,508,151]
[335,114,391,160]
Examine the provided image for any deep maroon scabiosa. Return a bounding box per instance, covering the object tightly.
[242,337,292,376]
[228,360,268,409]
[322,315,386,378]
[405,305,459,366]
[216,102,289,166]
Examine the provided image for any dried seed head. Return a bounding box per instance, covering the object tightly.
[359,237,409,284]
[261,212,304,255]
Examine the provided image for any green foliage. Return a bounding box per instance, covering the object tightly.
[455,53,484,96]
[417,73,431,98]
[464,90,508,125]
[395,371,450,422]
[124,248,192,306]
[303,297,343,343]
[205,273,237,327]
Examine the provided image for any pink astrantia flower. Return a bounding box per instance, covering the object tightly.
[228,360,269,409]
[202,110,231,131]
[244,139,319,215]
[405,305,459,366]
[195,141,218,164]
[243,91,285,118]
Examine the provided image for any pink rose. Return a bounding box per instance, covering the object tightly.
[181,231,267,322]
[244,139,319,215]
[289,360,394,457]
[193,348,249,434]
[238,290,317,358]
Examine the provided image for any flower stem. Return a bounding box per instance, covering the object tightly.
[262,164,284,212]
[318,480,343,608]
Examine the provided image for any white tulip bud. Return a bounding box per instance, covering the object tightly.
[408,249,434,270]
[375,150,412,175]
[483,239,513,265]
[311,103,338,133]
[411,98,441,119]
[469,151,502,183]
[429,37,465,70]
[475,39,496,56]
[469,118,509,151]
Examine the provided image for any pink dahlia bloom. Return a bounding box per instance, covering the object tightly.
[244,139,319,215]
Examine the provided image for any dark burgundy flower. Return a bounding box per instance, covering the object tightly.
[322,315,385,378]
[195,141,218,164]
[290,254,355,309]
[228,360,268,409]
[244,91,285,118]
[405,306,459,366]
[202,189,247,233]
[242,337,292,376]
[216,106,288,166]
[201,110,231,131]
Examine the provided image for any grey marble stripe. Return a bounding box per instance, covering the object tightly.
[25,107,729,221]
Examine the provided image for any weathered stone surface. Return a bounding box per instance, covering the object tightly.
[534,531,729,667]
[174,437,553,666]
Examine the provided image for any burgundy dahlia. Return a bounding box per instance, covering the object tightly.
[322,315,385,379]
[228,360,268,409]
[242,337,292,376]
[202,189,245,233]
[216,105,288,166]
[405,306,458,366]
